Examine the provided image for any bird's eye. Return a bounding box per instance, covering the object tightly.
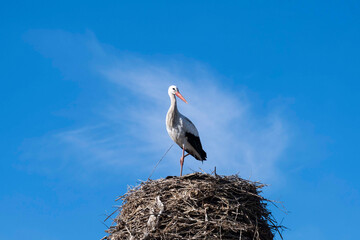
[173,88,176,91]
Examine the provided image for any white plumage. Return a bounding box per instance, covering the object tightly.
[166,85,206,176]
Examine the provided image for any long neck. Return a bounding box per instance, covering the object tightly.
[167,94,179,127]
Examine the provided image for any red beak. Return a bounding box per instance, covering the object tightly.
[175,91,188,104]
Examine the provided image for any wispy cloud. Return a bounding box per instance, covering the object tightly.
[22,30,290,182]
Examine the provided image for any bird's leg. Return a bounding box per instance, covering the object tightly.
[180,146,185,176]
[180,146,190,176]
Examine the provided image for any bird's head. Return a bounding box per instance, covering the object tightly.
[168,85,188,103]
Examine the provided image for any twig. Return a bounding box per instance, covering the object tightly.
[148,144,174,180]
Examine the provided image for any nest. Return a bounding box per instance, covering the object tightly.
[105,173,283,240]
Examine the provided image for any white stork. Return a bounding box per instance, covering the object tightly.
[166,85,207,176]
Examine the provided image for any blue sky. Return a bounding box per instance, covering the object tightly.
[1,1,360,239]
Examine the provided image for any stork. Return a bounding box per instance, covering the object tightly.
[166,85,207,176]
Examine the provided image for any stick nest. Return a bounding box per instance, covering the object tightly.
[105,173,283,240]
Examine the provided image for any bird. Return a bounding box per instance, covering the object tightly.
[166,85,207,176]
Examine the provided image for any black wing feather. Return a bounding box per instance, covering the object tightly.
[185,132,207,161]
